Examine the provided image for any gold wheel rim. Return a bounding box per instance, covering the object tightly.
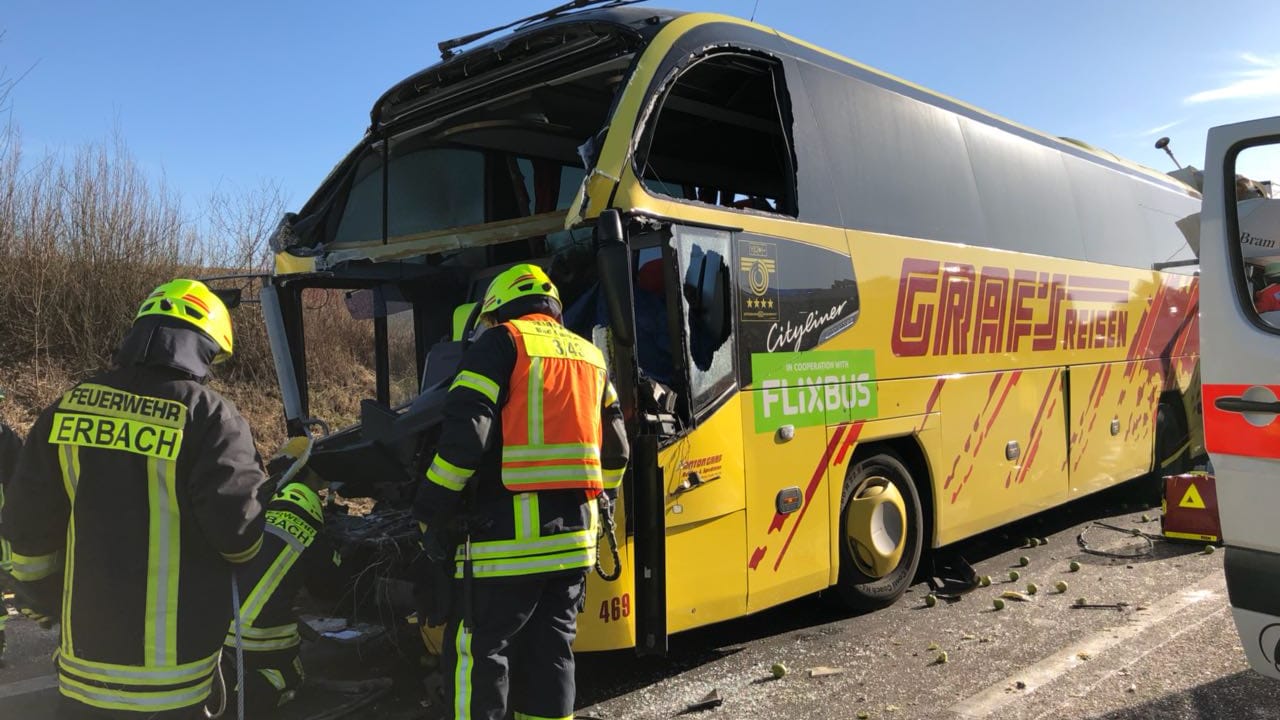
[845,476,907,579]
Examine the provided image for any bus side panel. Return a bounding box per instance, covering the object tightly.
[741,396,833,612]
[660,396,748,633]
[665,514,748,634]
[574,533,637,652]
[934,368,1069,546]
[1067,361,1162,497]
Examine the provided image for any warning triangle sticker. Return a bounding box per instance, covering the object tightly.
[1179,483,1206,510]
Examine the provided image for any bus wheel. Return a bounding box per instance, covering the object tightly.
[832,452,924,610]
[1155,400,1191,477]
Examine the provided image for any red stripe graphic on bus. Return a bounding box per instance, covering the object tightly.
[772,421,863,572]
[1008,369,1061,488]
[1203,384,1280,459]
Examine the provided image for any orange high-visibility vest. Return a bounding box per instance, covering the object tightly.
[500,314,608,492]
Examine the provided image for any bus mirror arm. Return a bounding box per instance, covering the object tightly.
[595,209,635,348]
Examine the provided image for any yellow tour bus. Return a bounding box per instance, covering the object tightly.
[259,3,1205,654]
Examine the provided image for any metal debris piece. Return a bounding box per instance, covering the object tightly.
[680,690,724,714]
[1000,591,1032,602]
[1072,601,1130,610]
[808,666,846,678]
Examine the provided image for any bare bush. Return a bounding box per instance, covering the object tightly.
[0,128,198,378]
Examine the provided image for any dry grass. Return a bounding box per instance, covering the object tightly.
[0,120,376,458]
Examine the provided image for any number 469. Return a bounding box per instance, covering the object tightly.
[598,594,631,623]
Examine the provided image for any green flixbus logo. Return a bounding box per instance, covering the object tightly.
[751,350,877,433]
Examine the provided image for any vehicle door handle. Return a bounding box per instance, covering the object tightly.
[1214,397,1280,414]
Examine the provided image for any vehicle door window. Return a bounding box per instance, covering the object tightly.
[672,227,736,414]
[1228,145,1280,327]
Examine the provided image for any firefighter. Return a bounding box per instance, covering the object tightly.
[0,391,23,665]
[222,451,343,714]
[414,263,629,720]
[0,279,273,719]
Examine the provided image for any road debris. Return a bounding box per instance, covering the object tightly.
[771,662,788,679]
[1072,600,1131,610]
[808,666,846,678]
[1018,556,1031,567]
[993,598,1006,611]
[1025,582,1039,595]
[1069,561,1081,572]
[1055,580,1069,593]
[925,594,938,607]
[1000,591,1032,602]
[680,689,724,714]
[1203,545,1216,555]
[935,651,949,664]
[1008,570,1021,582]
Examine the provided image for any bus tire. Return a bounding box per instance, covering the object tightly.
[831,452,924,611]
[1130,399,1191,504]
[1155,399,1191,476]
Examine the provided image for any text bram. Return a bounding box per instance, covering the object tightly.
[891,258,1131,357]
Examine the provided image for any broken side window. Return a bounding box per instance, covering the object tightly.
[637,52,798,218]
[673,227,736,415]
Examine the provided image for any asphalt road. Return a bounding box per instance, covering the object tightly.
[2,482,1276,720]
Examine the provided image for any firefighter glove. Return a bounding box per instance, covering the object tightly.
[266,435,314,486]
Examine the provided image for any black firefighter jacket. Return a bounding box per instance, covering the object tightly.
[0,317,272,713]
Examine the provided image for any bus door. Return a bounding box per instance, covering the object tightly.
[657,225,749,635]
[1198,116,1280,680]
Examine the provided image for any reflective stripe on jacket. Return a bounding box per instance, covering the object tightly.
[226,482,339,662]
[1,355,269,712]
[499,316,608,493]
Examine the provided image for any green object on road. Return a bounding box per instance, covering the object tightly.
[1055,580,1069,593]
[993,598,1006,610]
[979,575,992,587]
[771,662,788,679]
[1018,556,1030,567]
[1069,561,1081,572]
[925,594,937,608]
[1203,545,1216,555]
[1026,582,1038,595]
[1009,570,1021,582]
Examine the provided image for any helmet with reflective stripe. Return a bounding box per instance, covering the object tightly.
[481,264,559,315]
[136,279,234,363]
[275,482,324,523]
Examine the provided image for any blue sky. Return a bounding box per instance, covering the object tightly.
[3,0,1277,214]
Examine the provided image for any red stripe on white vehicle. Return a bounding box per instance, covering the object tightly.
[1203,383,1280,459]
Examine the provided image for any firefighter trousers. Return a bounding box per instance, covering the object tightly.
[442,569,587,720]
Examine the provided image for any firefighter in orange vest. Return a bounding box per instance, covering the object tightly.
[414,263,629,720]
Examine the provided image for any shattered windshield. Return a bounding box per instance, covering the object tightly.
[317,52,632,249]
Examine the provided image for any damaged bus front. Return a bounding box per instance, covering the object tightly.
[260,6,683,653]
